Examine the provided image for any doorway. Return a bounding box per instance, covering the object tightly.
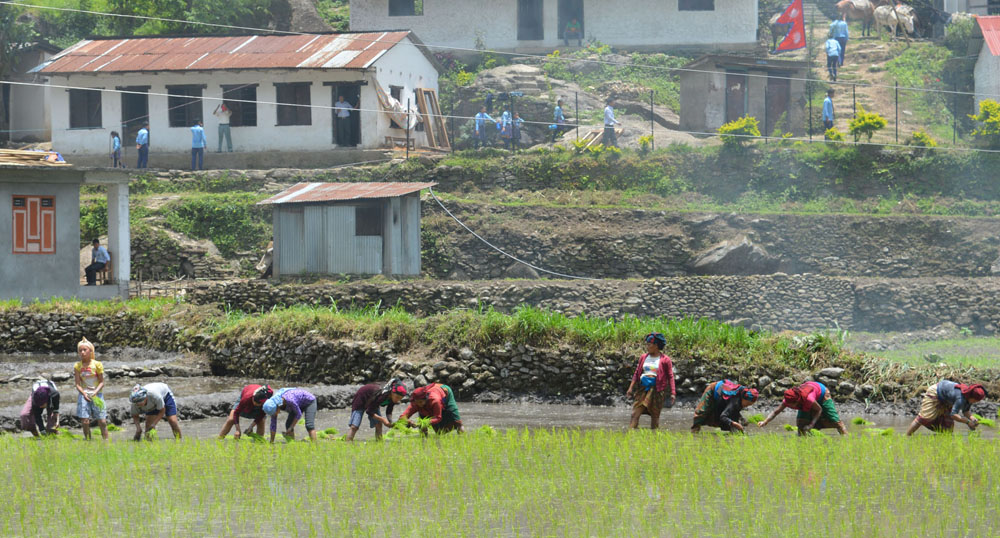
[119,86,149,147]
[765,74,790,136]
[557,0,583,41]
[331,83,361,147]
[725,72,748,124]
[517,0,544,41]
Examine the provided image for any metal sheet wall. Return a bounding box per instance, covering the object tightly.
[275,207,306,275]
[400,193,421,275]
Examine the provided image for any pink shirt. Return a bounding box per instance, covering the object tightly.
[630,353,676,396]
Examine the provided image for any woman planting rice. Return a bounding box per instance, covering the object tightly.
[345,379,407,441]
[691,380,759,433]
[217,384,273,439]
[625,333,675,430]
[905,380,987,436]
[73,337,108,440]
[757,381,848,435]
[20,379,60,437]
[263,388,318,443]
[130,383,182,440]
[400,383,463,434]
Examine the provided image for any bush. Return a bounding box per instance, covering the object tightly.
[638,134,654,156]
[907,130,937,148]
[848,106,887,143]
[163,193,271,258]
[825,128,845,143]
[718,115,761,148]
[969,98,1000,149]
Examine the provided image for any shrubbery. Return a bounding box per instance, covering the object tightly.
[969,98,1000,149]
[718,115,761,148]
[848,106,887,143]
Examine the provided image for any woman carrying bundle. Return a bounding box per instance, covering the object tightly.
[625,332,675,430]
[263,388,318,443]
[399,383,463,434]
[757,381,848,435]
[906,380,987,436]
[218,384,273,440]
[20,379,60,437]
[691,379,759,434]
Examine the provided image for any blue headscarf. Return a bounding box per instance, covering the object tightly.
[262,388,294,416]
[644,332,667,350]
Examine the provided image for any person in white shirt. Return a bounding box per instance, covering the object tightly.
[602,98,621,148]
[213,103,233,152]
[334,95,355,147]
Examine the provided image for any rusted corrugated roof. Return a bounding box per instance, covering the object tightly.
[258,182,438,205]
[979,16,1000,56]
[39,32,411,74]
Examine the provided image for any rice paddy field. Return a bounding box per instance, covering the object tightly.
[3,430,996,537]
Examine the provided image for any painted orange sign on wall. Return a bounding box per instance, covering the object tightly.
[12,195,55,254]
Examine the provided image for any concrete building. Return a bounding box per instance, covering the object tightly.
[679,55,809,137]
[944,0,1000,15]
[35,32,441,168]
[349,0,759,53]
[2,42,60,143]
[0,166,130,301]
[974,16,1000,110]
[259,182,436,277]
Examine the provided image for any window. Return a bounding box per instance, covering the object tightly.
[166,85,204,127]
[12,195,56,254]
[389,85,403,128]
[389,0,423,16]
[221,84,258,127]
[68,89,102,129]
[275,82,312,126]
[678,0,714,10]
[355,205,383,236]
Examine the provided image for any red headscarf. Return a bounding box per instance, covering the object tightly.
[959,384,987,401]
[411,385,431,401]
[782,388,802,408]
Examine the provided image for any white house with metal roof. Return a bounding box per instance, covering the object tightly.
[36,32,441,168]
[258,181,436,277]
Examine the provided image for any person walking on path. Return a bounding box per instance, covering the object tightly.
[906,380,986,435]
[190,119,206,170]
[552,99,569,143]
[73,337,108,441]
[345,379,407,441]
[85,238,110,286]
[825,36,842,81]
[135,122,149,169]
[625,333,676,430]
[20,379,60,437]
[263,388,319,443]
[213,103,233,152]
[129,382,182,441]
[822,89,835,132]
[757,381,849,435]
[400,383,464,434]
[831,16,849,66]
[110,131,123,168]
[334,95,355,147]
[603,98,621,147]
[473,106,496,149]
[691,380,758,434]
[218,384,273,439]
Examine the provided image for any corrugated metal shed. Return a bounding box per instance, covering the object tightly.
[979,16,1000,56]
[39,32,412,74]
[258,182,437,205]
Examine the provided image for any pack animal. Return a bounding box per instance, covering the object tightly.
[769,13,794,51]
[836,0,874,36]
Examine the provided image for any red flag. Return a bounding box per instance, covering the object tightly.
[774,0,806,52]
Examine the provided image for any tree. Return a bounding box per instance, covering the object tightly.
[0,5,37,144]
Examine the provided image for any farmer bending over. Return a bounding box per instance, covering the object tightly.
[218,384,273,439]
[263,388,319,443]
[400,383,463,434]
[691,380,759,434]
[625,332,676,430]
[346,379,407,441]
[758,381,848,435]
[130,383,182,440]
[906,380,987,436]
[20,379,60,437]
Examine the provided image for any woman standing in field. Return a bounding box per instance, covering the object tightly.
[217,384,273,439]
[20,378,60,436]
[263,388,318,443]
[129,383,182,440]
[691,380,758,433]
[757,381,848,435]
[74,337,108,440]
[400,383,463,434]
[625,333,676,430]
[905,380,987,435]
[345,379,407,441]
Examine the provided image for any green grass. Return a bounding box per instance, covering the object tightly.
[872,338,1000,369]
[2,432,994,535]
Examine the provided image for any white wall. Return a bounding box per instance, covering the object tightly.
[974,44,1000,110]
[351,0,758,51]
[372,39,440,145]
[9,49,53,142]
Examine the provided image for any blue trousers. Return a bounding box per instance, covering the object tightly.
[191,147,204,170]
[136,144,148,169]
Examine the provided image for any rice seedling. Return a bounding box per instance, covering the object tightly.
[106,424,122,432]
[747,413,765,424]
[852,417,873,426]
[783,424,797,432]
[973,414,996,428]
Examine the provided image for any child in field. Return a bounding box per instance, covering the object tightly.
[757,381,848,435]
[74,337,108,440]
[130,382,182,440]
[263,388,318,443]
[625,333,675,430]
[691,380,758,433]
[346,379,407,441]
[20,378,60,436]
[400,383,463,434]
[218,384,273,439]
[905,380,986,435]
